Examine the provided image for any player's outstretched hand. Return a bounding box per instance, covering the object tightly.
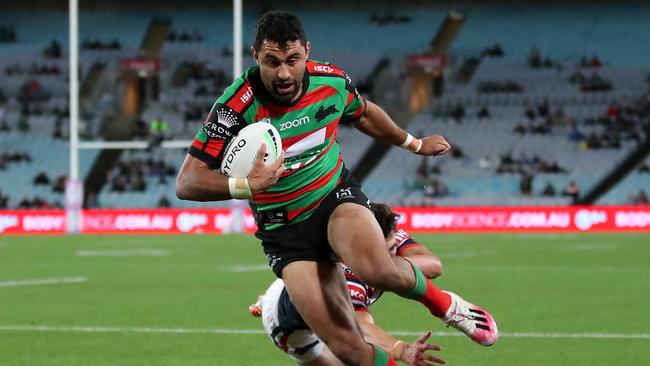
[399,331,446,366]
[417,135,451,156]
[247,144,286,195]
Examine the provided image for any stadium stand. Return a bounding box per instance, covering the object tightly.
[1,5,648,209]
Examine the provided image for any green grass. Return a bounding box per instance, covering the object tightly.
[1,233,649,365]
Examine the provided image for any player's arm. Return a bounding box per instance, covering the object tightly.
[176,101,284,201]
[176,145,284,201]
[352,100,451,156]
[400,244,443,279]
[355,311,445,365]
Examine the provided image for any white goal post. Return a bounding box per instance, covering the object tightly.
[66,0,244,233]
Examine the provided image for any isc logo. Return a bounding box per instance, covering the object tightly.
[313,65,334,73]
[240,86,253,103]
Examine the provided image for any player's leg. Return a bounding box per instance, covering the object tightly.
[328,202,498,346]
[260,279,342,365]
[328,203,450,314]
[282,260,395,366]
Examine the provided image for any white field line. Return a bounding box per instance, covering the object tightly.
[441,250,496,258]
[226,264,269,272]
[559,243,619,251]
[76,249,170,257]
[0,325,648,340]
[0,277,88,288]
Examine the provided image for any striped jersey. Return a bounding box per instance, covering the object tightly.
[189,60,366,231]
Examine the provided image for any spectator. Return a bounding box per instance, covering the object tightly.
[52,175,66,193]
[528,47,541,68]
[0,190,8,208]
[519,171,534,196]
[633,190,649,205]
[158,195,171,208]
[17,114,29,132]
[33,171,51,185]
[478,105,490,119]
[541,182,556,197]
[149,116,168,148]
[639,161,650,173]
[562,180,580,203]
[451,102,465,123]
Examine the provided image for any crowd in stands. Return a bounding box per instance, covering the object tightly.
[109,157,176,193]
[17,196,62,209]
[43,40,63,59]
[478,80,523,93]
[166,30,203,43]
[33,171,66,193]
[0,151,32,170]
[370,13,411,27]
[4,63,62,76]
[0,24,16,43]
[81,39,122,50]
[490,152,568,175]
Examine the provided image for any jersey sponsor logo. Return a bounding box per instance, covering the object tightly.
[203,121,234,139]
[240,85,254,104]
[221,138,247,175]
[216,107,239,128]
[313,65,334,73]
[336,188,354,200]
[315,104,339,123]
[279,116,311,131]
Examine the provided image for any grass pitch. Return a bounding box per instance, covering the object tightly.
[0,233,649,365]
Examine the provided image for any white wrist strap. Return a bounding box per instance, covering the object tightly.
[400,133,422,153]
[228,177,252,199]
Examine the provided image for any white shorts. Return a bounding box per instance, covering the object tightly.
[261,279,325,364]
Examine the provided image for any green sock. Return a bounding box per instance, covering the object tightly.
[372,344,395,366]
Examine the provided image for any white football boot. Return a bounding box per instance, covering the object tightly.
[442,291,499,346]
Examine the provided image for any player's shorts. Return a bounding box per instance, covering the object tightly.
[256,168,371,277]
[261,279,325,363]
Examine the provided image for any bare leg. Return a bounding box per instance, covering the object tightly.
[301,347,345,366]
[328,203,415,292]
[282,260,375,366]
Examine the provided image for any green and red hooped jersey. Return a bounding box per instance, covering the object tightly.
[189,60,367,230]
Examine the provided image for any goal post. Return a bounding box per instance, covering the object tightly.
[65,0,244,233]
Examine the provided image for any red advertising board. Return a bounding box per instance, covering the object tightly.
[1,206,649,235]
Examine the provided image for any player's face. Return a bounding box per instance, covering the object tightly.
[253,39,310,103]
[385,232,398,257]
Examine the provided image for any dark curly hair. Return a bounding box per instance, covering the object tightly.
[253,10,307,51]
[369,202,400,239]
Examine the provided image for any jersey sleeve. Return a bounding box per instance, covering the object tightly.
[347,277,371,312]
[340,71,367,124]
[395,228,422,256]
[188,103,246,170]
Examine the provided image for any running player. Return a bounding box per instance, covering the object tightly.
[176,11,497,365]
[249,203,494,365]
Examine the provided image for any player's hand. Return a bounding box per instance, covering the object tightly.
[416,135,451,156]
[398,331,446,366]
[247,144,285,194]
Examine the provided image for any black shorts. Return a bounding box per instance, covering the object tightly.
[256,169,371,278]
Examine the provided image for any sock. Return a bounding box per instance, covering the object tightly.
[399,261,452,318]
[372,345,398,366]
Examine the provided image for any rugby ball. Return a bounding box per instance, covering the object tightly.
[220,122,283,178]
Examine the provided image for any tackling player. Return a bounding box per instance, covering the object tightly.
[176,11,498,365]
[249,203,494,365]
[250,203,446,366]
